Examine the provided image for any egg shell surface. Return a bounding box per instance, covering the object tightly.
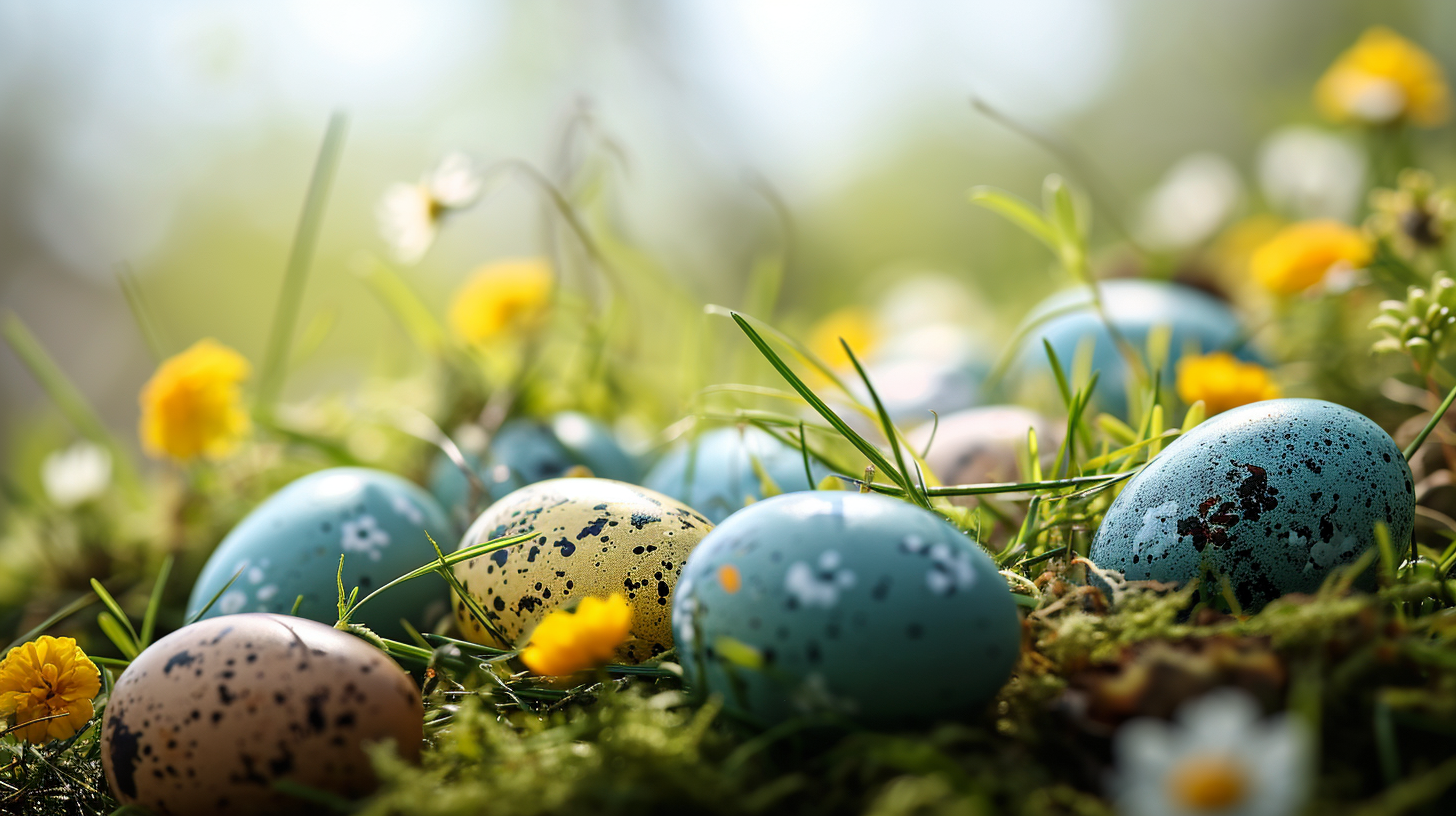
[1017,280,1257,417]
[453,478,713,661]
[186,468,453,641]
[429,413,640,526]
[643,426,833,524]
[101,614,422,816]
[671,491,1022,727]
[1090,399,1414,610]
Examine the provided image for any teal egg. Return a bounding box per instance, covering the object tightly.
[1089,399,1415,610]
[187,468,453,639]
[671,492,1021,727]
[643,427,833,524]
[1016,280,1257,417]
[429,413,640,525]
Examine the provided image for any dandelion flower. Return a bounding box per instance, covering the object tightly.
[1316,27,1450,127]
[139,339,251,462]
[41,441,111,508]
[448,258,555,346]
[1114,689,1311,816]
[0,636,102,744]
[521,594,632,676]
[1250,220,1370,295]
[377,152,484,265]
[1176,353,1280,416]
[807,307,879,370]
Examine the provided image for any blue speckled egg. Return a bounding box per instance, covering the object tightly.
[1017,280,1257,417]
[429,413,640,525]
[672,492,1021,727]
[643,426,835,524]
[850,356,988,425]
[1090,399,1415,610]
[187,468,453,640]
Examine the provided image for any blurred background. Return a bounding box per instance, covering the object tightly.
[1,0,1449,466]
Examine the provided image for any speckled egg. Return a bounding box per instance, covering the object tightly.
[429,413,641,525]
[101,614,422,816]
[671,492,1022,727]
[452,478,713,661]
[1016,280,1258,417]
[907,406,1060,505]
[187,468,453,640]
[1090,399,1415,610]
[643,426,834,524]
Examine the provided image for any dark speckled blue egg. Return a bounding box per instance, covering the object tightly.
[1090,399,1415,610]
[671,492,1021,727]
[429,413,641,525]
[643,427,833,524]
[187,468,453,640]
[1016,280,1258,417]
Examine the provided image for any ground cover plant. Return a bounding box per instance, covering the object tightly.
[5,20,1456,816]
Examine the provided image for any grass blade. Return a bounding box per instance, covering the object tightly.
[256,111,349,415]
[138,555,174,650]
[840,339,931,509]
[186,566,247,624]
[1,313,141,496]
[729,312,911,494]
[2,593,98,654]
[1404,380,1456,461]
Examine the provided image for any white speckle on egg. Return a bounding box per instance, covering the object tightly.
[218,590,247,614]
[784,553,856,608]
[340,515,390,562]
[390,494,424,525]
[247,567,265,584]
[256,584,279,601]
[923,544,977,596]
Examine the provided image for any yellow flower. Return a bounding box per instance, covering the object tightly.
[1176,352,1280,416]
[139,339,252,462]
[807,306,879,370]
[521,594,631,676]
[1316,27,1450,127]
[1250,220,1370,295]
[0,636,101,744]
[448,258,554,346]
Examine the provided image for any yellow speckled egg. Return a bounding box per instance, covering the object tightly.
[101,614,422,816]
[452,478,713,661]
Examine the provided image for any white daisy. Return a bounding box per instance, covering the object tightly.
[375,151,483,265]
[1136,153,1243,251]
[1113,689,1312,816]
[41,441,112,508]
[1257,127,1366,222]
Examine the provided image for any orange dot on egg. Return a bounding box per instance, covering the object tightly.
[717,564,742,594]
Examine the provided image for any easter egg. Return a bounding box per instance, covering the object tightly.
[429,413,640,525]
[1016,279,1257,417]
[643,426,834,524]
[851,355,988,425]
[671,491,1022,727]
[452,478,713,661]
[907,406,1060,504]
[187,468,453,640]
[101,614,421,816]
[1089,399,1415,610]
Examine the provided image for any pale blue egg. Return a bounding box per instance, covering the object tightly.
[429,413,640,525]
[1089,399,1414,610]
[643,427,833,524]
[1017,280,1258,417]
[672,492,1021,727]
[187,468,453,639]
